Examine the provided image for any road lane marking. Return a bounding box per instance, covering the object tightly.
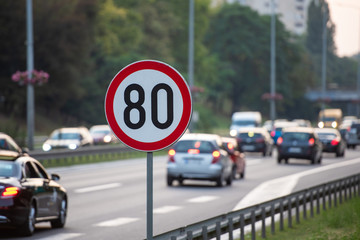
[94,217,139,227]
[38,233,84,240]
[187,196,218,203]
[233,157,360,210]
[153,206,182,214]
[74,183,121,193]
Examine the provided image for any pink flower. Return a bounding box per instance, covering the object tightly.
[11,70,49,86]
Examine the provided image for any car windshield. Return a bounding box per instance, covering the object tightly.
[232,120,256,127]
[317,133,336,140]
[90,130,109,135]
[0,161,19,178]
[174,140,215,153]
[0,138,19,151]
[50,132,80,140]
[283,132,310,141]
[321,117,336,122]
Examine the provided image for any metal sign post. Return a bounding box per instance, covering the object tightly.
[147,152,153,240]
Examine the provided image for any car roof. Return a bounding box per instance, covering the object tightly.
[314,128,339,134]
[237,127,267,133]
[282,127,315,134]
[0,150,21,161]
[179,133,223,146]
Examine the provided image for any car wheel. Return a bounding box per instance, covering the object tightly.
[240,168,245,179]
[167,176,173,186]
[226,173,233,186]
[51,198,67,228]
[284,158,289,164]
[336,149,341,157]
[216,173,225,187]
[318,154,322,164]
[277,155,282,164]
[20,202,36,236]
[232,166,237,180]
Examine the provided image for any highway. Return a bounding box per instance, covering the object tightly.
[2,149,360,240]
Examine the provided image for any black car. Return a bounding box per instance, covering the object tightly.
[236,127,273,156]
[315,128,346,157]
[0,133,67,236]
[277,127,322,164]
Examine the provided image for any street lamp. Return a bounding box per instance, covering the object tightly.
[270,0,276,127]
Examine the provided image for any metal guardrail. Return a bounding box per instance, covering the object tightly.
[152,174,360,240]
[28,144,135,161]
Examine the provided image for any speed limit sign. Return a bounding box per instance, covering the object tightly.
[105,60,192,152]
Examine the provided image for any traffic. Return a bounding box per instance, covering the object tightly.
[2,108,360,239]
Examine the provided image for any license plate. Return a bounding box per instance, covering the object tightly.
[243,145,255,151]
[288,147,301,153]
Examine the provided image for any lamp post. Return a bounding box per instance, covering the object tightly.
[188,0,194,131]
[270,0,276,127]
[26,0,35,150]
[321,1,328,112]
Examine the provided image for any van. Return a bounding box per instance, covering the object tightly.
[229,111,262,136]
[318,109,342,129]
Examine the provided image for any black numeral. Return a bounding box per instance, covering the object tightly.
[124,84,145,129]
[151,84,173,129]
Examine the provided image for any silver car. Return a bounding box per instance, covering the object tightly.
[166,133,233,187]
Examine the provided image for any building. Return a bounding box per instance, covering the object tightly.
[228,0,312,35]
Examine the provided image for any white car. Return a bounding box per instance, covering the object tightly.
[42,127,93,151]
[166,133,233,187]
[89,125,117,145]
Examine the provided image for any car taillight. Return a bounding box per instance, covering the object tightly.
[211,150,221,164]
[331,139,339,146]
[277,137,283,145]
[168,149,176,163]
[188,149,200,154]
[2,187,19,197]
[308,138,315,146]
[227,142,234,150]
[271,131,275,137]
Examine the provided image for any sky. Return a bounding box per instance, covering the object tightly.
[328,0,360,57]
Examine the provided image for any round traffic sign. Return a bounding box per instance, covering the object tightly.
[105,60,192,152]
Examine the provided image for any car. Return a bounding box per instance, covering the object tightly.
[277,127,322,164]
[314,128,345,157]
[42,127,94,151]
[89,125,117,145]
[166,133,233,187]
[236,127,273,156]
[0,133,67,236]
[345,120,360,149]
[221,137,246,179]
[270,121,299,145]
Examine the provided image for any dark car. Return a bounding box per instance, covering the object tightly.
[277,127,322,164]
[236,127,273,157]
[0,133,67,236]
[315,128,345,157]
[221,137,246,179]
[346,120,360,149]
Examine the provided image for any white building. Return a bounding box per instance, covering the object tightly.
[227,0,312,35]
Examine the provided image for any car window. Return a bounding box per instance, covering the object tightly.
[23,162,41,178]
[0,161,18,178]
[51,132,80,140]
[174,140,215,153]
[32,162,49,179]
[283,132,311,141]
[239,133,262,139]
[317,133,336,139]
[0,137,19,151]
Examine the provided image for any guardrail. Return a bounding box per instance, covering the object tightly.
[28,144,140,166]
[152,174,360,240]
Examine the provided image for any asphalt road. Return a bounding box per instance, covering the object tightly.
[3,149,360,240]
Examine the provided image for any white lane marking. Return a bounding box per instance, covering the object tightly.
[74,183,121,193]
[153,205,182,214]
[38,233,84,240]
[233,158,360,210]
[94,217,139,227]
[187,196,219,203]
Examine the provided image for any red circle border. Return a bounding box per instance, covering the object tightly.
[105,60,192,152]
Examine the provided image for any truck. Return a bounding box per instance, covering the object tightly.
[317,108,342,129]
[229,111,262,136]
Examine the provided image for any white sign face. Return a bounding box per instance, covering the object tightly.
[105,60,192,152]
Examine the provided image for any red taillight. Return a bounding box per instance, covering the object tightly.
[168,149,176,163]
[227,142,234,150]
[211,151,221,164]
[277,137,283,145]
[2,187,19,197]
[271,131,275,137]
[331,139,339,146]
[308,138,315,146]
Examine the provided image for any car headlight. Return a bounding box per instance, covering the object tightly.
[318,122,324,128]
[332,121,337,128]
[68,143,78,150]
[104,135,112,143]
[42,143,52,152]
[230,129,237,137]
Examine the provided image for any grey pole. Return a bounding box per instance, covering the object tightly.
[321,2,328,112]
[270,0,276,127]
[357,13,360,116]
[188,0,194,131]
[26,0,35,150]
[147,152,153,240]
